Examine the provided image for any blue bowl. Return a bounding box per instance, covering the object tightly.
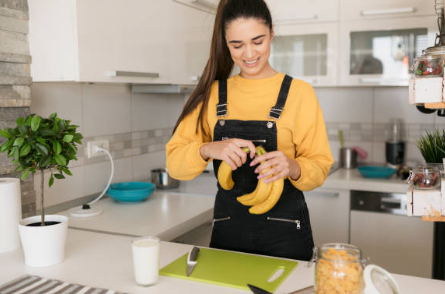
[106,182,156,202]
[357,166,397,179]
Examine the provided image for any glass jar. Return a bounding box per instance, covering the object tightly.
[411,166,441,189]
[412,55,444,78]
[314,243,363,294]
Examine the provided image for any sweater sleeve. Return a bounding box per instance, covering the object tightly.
[289,83,334,191]
[166,102,212,181]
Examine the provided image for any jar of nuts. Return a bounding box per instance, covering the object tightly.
[311,243,400,294]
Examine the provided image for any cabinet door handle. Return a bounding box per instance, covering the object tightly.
[105,71,159,79]
[276,14,318,22]
[361,7,416,16]
[190,0,216,10]
[359,78,409,85]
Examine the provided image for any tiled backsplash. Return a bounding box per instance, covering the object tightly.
[30,82,444,210]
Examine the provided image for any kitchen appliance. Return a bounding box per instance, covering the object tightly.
[385,118,405,168]
[160,247,298,292]
[151,168,180,189]
[350,191,434,278]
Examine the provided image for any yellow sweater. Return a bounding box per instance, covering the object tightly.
[166,72,333,191]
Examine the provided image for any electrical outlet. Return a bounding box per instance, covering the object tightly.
[87,140,110,158]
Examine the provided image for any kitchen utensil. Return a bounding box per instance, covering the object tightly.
[247,284,314,294]
[339,147,358,169]
[416,105,436,114]
[151,168,180,189]
[106,182,155,202]
[410,166,441,189]
[187,246,200,276]
[160,248,298,292]
[338,130,344,148]
[357,166,397,179]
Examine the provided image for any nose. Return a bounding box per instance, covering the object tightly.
[243,44,256,59]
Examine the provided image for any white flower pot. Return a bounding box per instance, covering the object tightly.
[18,215,68,267]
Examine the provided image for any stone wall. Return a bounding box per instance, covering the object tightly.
[0,0,35,217]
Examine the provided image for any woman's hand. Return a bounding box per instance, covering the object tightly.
[200,139,256,170]
[250,151,301,183]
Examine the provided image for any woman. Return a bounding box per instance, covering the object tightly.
[166,0,333,261]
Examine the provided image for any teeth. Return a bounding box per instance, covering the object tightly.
[244,59,258,64]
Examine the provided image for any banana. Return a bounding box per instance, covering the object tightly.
[218,161,234,190]
[237,146,272,206]
[217,147,252,191]
[237,176,272,206]
[249,177,284,214]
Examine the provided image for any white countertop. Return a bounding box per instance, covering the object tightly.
[323,168,408,194]
[59,191,215,241]
[1,229,443,294]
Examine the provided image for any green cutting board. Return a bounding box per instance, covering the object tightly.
[159,248,298,292]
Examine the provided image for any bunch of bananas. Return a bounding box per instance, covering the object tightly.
[217,146,284,214]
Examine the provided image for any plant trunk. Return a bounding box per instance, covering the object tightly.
[40,169,45,226]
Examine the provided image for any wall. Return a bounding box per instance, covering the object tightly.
[0,0,35,217]
[30,82,438,209]
[30,83,184,209]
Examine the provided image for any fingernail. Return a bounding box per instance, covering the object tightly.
[257,175,263,179]
[254,168,258,173]
[250,162,254,167]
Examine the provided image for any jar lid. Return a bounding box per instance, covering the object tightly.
[363,265,400,294]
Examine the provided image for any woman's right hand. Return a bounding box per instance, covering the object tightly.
[200,139,256,170]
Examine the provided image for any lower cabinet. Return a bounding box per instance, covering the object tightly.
[304,188,350,247]
[172,221,213,247]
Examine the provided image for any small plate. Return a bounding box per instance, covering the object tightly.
[357,166,397,179]
[106,182,156,202]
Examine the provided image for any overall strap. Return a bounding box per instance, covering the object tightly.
[268,75,293,120]
[217,79,228,118]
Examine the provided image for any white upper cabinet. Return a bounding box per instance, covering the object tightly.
[173,0,219,14]
[271,22,338,86]
[340,0,435,21]
[29,0,185,84]
[171,1,214,85]
[339,16,438,86]
[266,0,339,23]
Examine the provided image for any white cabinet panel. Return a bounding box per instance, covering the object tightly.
[305,188,350,247]
[266,0,339,23]
[339,16,438,86]
[173,0,218,14]
[29,0,213,84]
[350,211,433,278]
[272,22,338,86]
[340,0,435,21]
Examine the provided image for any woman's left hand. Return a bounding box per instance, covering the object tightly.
[249,151,301,183]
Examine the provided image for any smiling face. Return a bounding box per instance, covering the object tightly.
[225,17,275,79]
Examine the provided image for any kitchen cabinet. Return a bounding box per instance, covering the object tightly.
[173,0,218,14]
[339,16,437,86]
[28,0,213,84]
[340,0,435,21]
[304,188,350,247]
[271,22,338,86]
[266,0,339,23]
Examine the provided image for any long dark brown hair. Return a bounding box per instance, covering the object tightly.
[172,0,273,136]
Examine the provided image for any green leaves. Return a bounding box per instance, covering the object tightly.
[31,115,41,132]
[0,129,12,139]
[416,129,445,163]
[0,113,82,192]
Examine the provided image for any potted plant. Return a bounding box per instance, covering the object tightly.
[416,128,445,165]
[0,113,82,267]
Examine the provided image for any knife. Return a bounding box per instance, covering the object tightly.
[247,284,314,294]
[186,246,200,276]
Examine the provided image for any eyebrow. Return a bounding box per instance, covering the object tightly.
[228,34,266,44]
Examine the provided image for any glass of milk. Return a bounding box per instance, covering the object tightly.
[132,236,160,286]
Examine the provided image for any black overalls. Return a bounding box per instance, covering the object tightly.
[210,75,315,261]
